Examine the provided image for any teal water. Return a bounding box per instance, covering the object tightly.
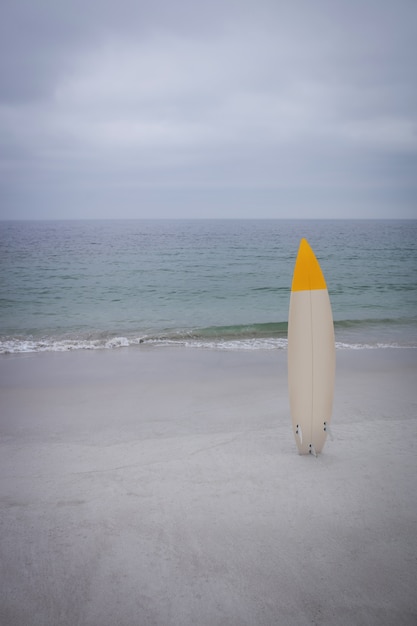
[1,219,416,353]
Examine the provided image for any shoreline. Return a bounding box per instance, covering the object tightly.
[1,347,417,625]
[1,323,417,354]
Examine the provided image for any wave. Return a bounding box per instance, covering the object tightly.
[334,317,417,330]
[1,318,416,354]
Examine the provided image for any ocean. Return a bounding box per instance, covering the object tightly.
[1,219,416,353]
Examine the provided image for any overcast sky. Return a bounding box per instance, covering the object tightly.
[1,0,416,219]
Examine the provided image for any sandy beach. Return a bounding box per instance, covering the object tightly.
[1,346,416,626]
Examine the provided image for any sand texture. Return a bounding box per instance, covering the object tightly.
[1,347,416,625]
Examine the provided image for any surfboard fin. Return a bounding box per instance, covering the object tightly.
[295,424,302,444]
[323,421,334,441]
[309,444,317,457]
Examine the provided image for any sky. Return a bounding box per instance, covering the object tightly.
[1,0,416,220]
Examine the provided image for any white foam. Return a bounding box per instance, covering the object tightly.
[0,337,133,354]
[335,341,417,350]
[1,335,416,355]
[104,336,130,349]
[186,338,287,351]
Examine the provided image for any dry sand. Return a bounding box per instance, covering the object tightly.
[1,347,416,625]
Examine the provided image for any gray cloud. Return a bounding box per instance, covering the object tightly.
[1,0,416,218]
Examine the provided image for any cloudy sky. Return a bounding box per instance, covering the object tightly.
[1,0,416,219]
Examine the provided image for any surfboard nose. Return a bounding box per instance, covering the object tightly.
[291,238,327,292]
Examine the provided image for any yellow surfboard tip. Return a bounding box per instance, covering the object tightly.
[291,238,327,291]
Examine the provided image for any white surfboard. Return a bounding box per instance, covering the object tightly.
[288,238,335,455]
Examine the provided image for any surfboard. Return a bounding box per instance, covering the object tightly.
[287,238,335,455]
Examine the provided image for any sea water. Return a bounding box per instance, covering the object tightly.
[1,219,416,353]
